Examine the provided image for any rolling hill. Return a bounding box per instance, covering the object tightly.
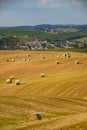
[0,28,87,40]
[1,24,87,32]
[0,25,87,50]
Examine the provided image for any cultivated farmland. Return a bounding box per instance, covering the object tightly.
[0,50,87,130]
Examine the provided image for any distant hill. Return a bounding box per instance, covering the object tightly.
[0,24,87,50]
[0,24,87,32]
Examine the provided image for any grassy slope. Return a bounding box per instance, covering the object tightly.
[0,29,87,40]
[75,37,87,43]
[0,50,87,130]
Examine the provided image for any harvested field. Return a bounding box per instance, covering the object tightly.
[0,50,87,130]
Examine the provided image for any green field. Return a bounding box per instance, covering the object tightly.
[75,37,87,43]
[0,50,87,130]
[0,29,87,40]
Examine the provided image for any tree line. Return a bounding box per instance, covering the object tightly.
[0,37,19,50]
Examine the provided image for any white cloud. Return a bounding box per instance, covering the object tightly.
[72,0,82,6]
[39,0,61,8]
[40,0,47,5]
[72,0,87,6]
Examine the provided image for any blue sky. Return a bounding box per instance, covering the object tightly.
[0,0,87,26]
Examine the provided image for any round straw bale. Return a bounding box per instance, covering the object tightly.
[23,58,26,61]
[57,55,60,58]
[34,113,42,120]
[11,59,15,62]
[56,60,60,64]
[15,80,20,85]
[6,79,12,84]
[63,54,67,57]
[41,73,45,77]
[75,60,79,64]
[10,76,14,80]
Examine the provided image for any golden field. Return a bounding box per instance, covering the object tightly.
[0,50,87,130]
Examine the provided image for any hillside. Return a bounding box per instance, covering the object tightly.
[0,28,87,50]
[0,26,87,50]
[1,24,87,32]
[0,50,87,130]
[75,37,87,43]
[0,29,87,40]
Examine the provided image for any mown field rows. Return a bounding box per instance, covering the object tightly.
[0,50,87,130]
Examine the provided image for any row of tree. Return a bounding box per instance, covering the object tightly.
[0,36,86,50]
[0,37,19,49]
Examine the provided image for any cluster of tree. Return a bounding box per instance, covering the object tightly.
[0,37,19,50]
[67,35,87,40]
[0,35,87,50]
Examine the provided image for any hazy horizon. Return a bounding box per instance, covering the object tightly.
[0,23,87,28]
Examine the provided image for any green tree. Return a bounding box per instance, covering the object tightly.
[2,37,19,50]
[0,39,4,49]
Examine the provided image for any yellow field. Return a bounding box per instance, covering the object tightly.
[0,50,87,130]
